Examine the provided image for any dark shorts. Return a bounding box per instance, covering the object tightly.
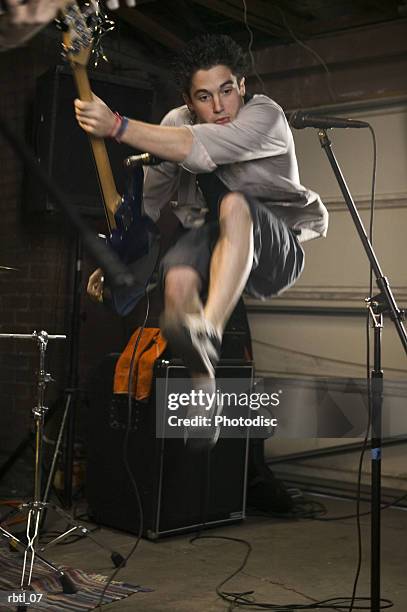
[159,194,304,300]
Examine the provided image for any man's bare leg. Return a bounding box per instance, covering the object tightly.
[163,265,203,324]
[163,266,220,449]
[163,265,216,374]
[204,192,254,335]
[162,192,253,373]
[161,197,253,449]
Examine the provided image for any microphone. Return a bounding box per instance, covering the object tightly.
[289,111,369,130]
[124,153,163,168]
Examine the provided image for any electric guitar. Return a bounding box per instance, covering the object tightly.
[61,1,160,316]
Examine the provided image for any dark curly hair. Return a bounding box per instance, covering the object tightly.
[173,34,250,95]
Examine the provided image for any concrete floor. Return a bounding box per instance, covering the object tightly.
[30,495,407,611]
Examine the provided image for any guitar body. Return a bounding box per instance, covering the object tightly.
[104,166,160,316]
[109,166,154,263]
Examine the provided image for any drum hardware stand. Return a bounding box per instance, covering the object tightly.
[317,129,407,612]
[31,235,84,514]
[0,402,61,487]
[0,330,125,599]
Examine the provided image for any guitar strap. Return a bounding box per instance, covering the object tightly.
[196,172,230,222]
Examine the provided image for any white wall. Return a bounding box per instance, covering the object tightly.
[294,104,407,202]
[247,102,407,459]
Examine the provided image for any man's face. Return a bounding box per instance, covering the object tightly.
[184,64,246,125]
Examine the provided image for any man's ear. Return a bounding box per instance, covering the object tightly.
[239,77,246,98]
[182,93,194,113]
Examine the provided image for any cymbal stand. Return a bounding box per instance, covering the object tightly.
[0,330,124,595]
[0,330,77,593]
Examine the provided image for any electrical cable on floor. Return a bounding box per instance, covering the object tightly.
[247,498,327,521]
[38,526,100,547]
[249,485,407,523]
[191,531,392,610]
[312,489,407,522]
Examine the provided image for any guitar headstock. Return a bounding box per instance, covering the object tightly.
[59,1,142,67]
[61,1,118,68]
[60,1,99,67]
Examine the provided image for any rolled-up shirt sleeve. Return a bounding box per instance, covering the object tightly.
[141,107,184,221]
[181,96,289,174]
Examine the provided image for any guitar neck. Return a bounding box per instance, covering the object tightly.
[72,65,120,229]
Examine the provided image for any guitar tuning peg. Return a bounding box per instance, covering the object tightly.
[106,0,120,9]
[104,0,137,9]
[86,13,97,27]
[55,18,70,33]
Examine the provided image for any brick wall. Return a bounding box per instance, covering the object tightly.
[0,37,69,455]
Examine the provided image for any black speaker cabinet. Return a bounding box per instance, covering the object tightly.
[26,66,154,217]
[86,355,252,539]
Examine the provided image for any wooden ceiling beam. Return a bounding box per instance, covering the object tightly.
[190,0,290,38]
[354,0,399,11]
[117,6,186,50]
[301,11,401,38]
[275,0,314,21]
[252,19,407,75]
[165,0,206,33]
[227,0,305,32]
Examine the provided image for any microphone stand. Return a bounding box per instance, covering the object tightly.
[317,129,407,612]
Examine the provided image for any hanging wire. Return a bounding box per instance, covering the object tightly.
[241,0,267,93]
[275,4,337,103]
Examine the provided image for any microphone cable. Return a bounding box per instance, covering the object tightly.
[97,290,151,611]
[189,445,214,543]
[346,124,377,612]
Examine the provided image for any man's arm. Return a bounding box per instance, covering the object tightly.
[182,97,290,173]
[0,0,70,50]
[74,95,193,162]
[82,103,184,301]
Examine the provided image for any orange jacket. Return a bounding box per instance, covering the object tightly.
[114,327,167,400]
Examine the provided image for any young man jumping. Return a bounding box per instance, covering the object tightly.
[76,34,328,448]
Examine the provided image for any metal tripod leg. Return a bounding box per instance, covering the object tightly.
[38,503,126,567]
[1,500,125,579]
[37,390,125,567]
[0,519,76,594]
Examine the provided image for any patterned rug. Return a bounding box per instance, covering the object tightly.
[0,542,150,611]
